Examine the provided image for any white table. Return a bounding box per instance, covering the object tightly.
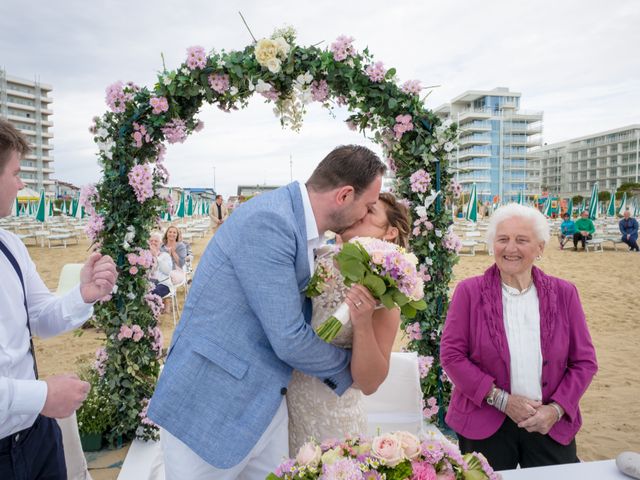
[500,459,625,479]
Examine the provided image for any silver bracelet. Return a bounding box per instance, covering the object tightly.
[549,402,563,421]
[498,390,509,413]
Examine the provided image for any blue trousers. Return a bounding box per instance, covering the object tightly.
[621,234,639,251]
[0,415,66,480]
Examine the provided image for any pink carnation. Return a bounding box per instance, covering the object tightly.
[149,96,169,114]
[406,322,423,341]
[422,396,439,418]
[401,79,422,95]
[394,114,414,140]
[208,73,230,94]
[186,46,207,70]
[330,35,356,61]
[85,214,105,243]
[310,79,329,102]
[105,81,133,113]
[128,164,154,203]
[411,461,437,480]
[418,355,434,378]
[117,325,134,341]
[131,325,144,342]
[410,169,431,193]
[366,62,387,83]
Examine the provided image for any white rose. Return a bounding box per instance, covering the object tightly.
[229,86,238,95]
[395,431,422,460]
[265,57,281,73]
[255,79,272,93]
[444,142,454,152]
[273,36,290,56]
[406,252,419,265]
[255,38,279,66]
[295,442,321,467]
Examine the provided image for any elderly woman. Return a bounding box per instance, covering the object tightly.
[440,203,598,470]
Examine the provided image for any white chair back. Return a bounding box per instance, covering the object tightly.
[56,264,83,295]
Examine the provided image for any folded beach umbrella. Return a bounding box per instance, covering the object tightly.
[175,191,185,218]
[465,183,477,223]
[566,198,573,217]
[617,192,627,216]
[607,192,616,217]
[542,197,552,217]
[588,183,599,220]
[35,190,47,223]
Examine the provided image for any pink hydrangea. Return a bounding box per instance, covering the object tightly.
[423,396,439,418]
[418,355,434,378]
[330,35,356,61]
[117,325,134,341]
[186,46,207,70]
[132,122,151,148]
[443,230,462,253]
[131,325,144,342]
[148,326,164,356]
[105,81,134,113]
[401,79,422,95]
[149,96,169,114]
[406,322,423,341]
[94,347,108,377]
[79,184,98,217]
[413,217,434,237]
[366,62,387,83]
[418,264,431,282]
[128,164,154,203]
[145,292,164,318]
[310,79,329,102]
[411,461,437,480]
[208,73,230,94]
[85,214,105,243]
[127,248,154,269]
[394,114,414,140]
[162,118,188,144]
[410,169,431,193]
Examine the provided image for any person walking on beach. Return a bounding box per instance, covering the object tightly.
[0,119,118,479]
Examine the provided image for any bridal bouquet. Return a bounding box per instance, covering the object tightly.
[267,431,500,480]
[310,237,426,342]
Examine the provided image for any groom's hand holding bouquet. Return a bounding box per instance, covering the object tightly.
[308,237,426,342]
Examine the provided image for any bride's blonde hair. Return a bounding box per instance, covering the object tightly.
[378,192,410,249]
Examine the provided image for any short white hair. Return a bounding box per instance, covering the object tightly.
[486,203,550,247]
[150,231,163,242]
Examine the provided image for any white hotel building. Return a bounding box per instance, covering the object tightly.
[538,125,640,197]
[0,69,55,194]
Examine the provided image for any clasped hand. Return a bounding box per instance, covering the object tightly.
[505,394,558,435]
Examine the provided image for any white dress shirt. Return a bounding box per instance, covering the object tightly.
[299,183,324,274]
[0,229,93,439]
[501,282,543,401]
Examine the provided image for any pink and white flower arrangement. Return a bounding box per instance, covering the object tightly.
[105,81,133,113]
[268,432,499,480]
[410,169,431,194]
[128,164,154,203]
[310,80,329,102]
[313,237,426,342]
[366,61,387,83]
[208,73,230,94]
[186,46,207,70]
[161,118,188,144]
[393,114,414,140]
[149,96,169,114]
[401,79,422,95]
[330,35,356,61]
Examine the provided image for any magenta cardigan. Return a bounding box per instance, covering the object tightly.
[440,264,598,445]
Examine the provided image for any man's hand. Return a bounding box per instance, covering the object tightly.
[504,394,541,424]
[517,404,559,435]
[41,374,90,418]
[79,252,118,304]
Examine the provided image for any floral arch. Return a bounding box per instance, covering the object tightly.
[83,27,461,443]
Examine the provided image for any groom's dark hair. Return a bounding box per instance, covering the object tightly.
[306,145,386,196]
[0,119,30,175]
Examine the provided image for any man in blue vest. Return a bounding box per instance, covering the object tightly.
[0,119,118,479]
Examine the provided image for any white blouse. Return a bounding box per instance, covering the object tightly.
[501,283,543,401]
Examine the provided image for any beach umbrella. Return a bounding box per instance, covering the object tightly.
[28,201,34,217]
[617,192,627,216]
[175,191,185,218]
[633,198,639,217]
[542,197,552,217]
[566,198,573,218]
[11,198,18,217]
[48,198,54,216]
[35,191,46,223]
[588,183,599,220]
[187,194,194,217]
[61,200,67,215]
[606,192,616,216]
[516,190,525,205]
[465,183,478,223]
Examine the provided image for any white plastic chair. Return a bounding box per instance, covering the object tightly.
[55,263,83,295]
[361,352,425,437]
[162,284,179,327]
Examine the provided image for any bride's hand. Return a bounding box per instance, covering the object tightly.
[345,285,376,329]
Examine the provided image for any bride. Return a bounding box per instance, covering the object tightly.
[287,192,411,454]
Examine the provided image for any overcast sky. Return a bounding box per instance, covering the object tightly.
[2,0,639,197]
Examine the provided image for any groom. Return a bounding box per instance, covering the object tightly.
[148,145,386,479]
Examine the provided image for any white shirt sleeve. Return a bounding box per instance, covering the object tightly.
[0,377,48,417]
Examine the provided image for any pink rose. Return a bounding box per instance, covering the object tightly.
[396,431,421,460]
[295,442,321,467]
[371,433,405,467]
[129,266,138,275]
[118,325,133,340]
[131,325,144,342]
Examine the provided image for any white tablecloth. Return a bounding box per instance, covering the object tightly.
[500,459,626,479]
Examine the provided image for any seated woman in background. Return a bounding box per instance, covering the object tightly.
[162,225,187,284]
[149,231,173,298]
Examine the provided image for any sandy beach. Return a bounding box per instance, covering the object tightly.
[27,229,640,477]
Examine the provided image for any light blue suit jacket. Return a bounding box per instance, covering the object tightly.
[148,182,353,468]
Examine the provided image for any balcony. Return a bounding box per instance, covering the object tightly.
[458,146,491,160]
[457,109,492,123]
[459,121,491,132]
[458,134,491,146]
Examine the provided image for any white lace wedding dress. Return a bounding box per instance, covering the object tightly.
[287,248,368,455]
